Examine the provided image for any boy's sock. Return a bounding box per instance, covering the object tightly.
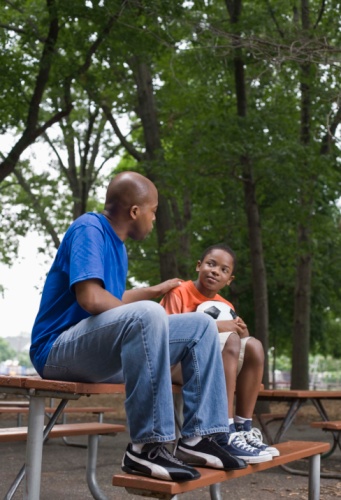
[234,416,252,432]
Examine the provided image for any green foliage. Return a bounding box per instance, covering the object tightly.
[17,351,34,369]
[0,338,16,363]
[1,0,341,365]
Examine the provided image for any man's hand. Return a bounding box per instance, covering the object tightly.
[152,278,183,296]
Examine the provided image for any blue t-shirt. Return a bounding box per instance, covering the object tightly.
[30,213,128,376]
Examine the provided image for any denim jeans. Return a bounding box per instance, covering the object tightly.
[43,300,229,443]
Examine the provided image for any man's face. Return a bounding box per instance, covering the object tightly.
[130,188,158,241]
[196,249,234,294]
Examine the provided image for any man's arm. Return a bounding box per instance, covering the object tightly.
[122,278,182,303]
[75,279,123,315]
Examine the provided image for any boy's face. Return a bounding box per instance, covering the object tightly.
[196,249,235,295]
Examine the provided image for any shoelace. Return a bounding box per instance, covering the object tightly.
[244,427,265,447]
[228,432,257,452]
[147,444,186,465]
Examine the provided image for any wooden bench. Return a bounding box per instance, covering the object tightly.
[112,440,329,500]
[311,421,341,458]
[0,421,124,442]
[0,404,117,428]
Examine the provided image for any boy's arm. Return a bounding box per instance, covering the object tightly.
[160,289,184,314]
[122,278,182,303]
[216,317,249,338]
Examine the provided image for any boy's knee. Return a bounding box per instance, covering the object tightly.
[222,333,241,358]
[245,337,264,364]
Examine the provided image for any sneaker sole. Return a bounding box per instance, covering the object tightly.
[268,449,280,457]
[122,455,200,482]
[237,453,273,464]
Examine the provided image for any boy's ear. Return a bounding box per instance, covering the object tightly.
[195,260,202,271]
[226,275,235,286]
[130,205,139,219]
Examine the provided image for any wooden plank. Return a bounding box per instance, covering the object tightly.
[271,389,341,399]
[311,421,341,430]
[112,441,330,495]
[0,406,117,415]
[0,375,126,395]
[0,422,125,443]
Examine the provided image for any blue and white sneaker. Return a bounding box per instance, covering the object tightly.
[216,432,273,464]
[122,443,201,481]
[235,421,280,457]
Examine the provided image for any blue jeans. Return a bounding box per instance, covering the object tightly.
[43,301,229,443]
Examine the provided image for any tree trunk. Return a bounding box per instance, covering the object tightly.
[243,165,270,387]
[291,225,312,389]
[132,58,179,280]
[291,0,312,389]
[226,0,270,388]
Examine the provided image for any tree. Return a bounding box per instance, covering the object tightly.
[0,338,16,363]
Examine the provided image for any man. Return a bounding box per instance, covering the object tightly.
[30,171,246,481]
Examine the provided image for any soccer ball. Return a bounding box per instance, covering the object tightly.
[196,300,237,321]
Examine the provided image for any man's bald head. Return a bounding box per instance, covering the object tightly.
[104,171,157,215]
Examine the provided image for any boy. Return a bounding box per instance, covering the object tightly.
[161,243,279,463]
[30,173,246,482]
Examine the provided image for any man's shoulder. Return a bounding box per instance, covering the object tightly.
[67,213,104,234]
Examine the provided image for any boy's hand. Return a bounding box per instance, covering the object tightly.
[217,316,249,338]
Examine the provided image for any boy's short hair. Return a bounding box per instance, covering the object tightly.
[199,243,236,270]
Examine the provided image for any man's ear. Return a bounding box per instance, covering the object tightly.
[195,260,202,272]
[130,205,139,220]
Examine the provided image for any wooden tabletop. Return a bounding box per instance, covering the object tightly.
[0,375,126,395]
[258,389,341,399]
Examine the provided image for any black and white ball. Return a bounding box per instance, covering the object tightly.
[196,300,237,321]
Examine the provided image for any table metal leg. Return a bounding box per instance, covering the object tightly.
[274,399,304,443]
[308,453,320,500]
[24,396,46,500]
[4,398,69,500]
[86,435,108,500]
[209,483,222,500]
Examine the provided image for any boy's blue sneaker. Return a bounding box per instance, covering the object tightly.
[215,432,273,464]
[235,421,280,457]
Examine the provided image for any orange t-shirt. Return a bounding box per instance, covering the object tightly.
[160,280,234,314]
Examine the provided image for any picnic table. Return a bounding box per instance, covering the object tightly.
[256,388,341,478]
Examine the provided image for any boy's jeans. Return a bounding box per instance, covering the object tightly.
[43,300,229,443]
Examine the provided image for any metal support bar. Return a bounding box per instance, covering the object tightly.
[4,398,69,500]
[308,453,320,500]
[86,434,108,500]
[24,396,46,500]
[274,399,304,443]
[210,483,222,500]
